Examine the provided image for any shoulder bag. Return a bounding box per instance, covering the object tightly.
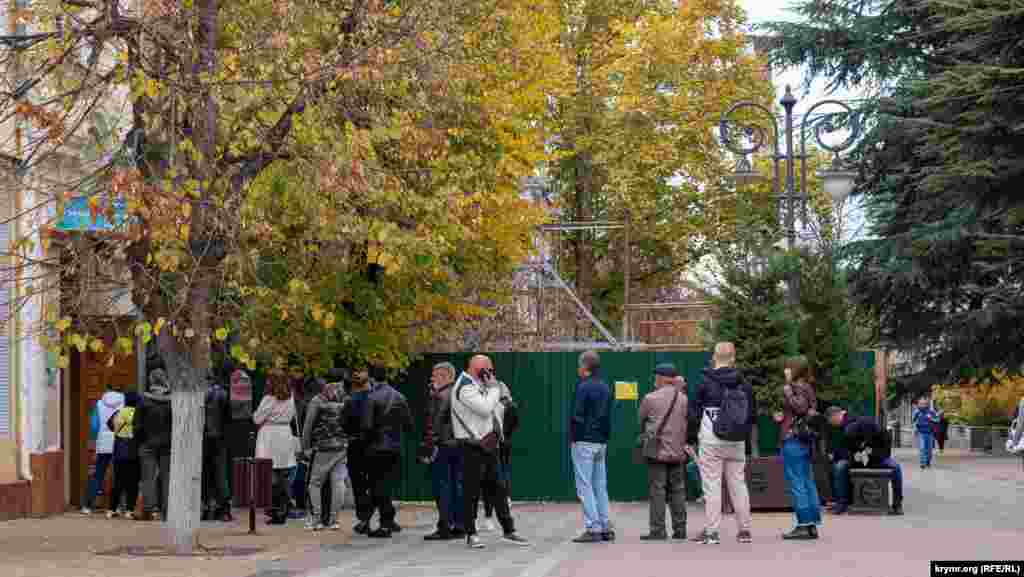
[633,390,680,465]
[452,384,500,454]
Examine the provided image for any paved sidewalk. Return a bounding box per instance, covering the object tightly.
[1,451,1021,577]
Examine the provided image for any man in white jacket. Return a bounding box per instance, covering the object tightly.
[452,355,529,549]
[81,387,125,515]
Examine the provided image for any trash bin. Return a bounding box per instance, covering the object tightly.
[232,457,273,508]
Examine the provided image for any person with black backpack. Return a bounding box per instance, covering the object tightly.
[687,342,756,545]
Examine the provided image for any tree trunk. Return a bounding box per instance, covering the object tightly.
[165,355,205,554]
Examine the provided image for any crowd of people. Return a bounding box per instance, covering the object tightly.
[79,344,917,548]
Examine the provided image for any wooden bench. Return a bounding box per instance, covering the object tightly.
[848,468,893,513]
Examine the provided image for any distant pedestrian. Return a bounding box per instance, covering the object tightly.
[254,373,297,525]
[453,355,529,549]
[935,411,949,454]
[421,362,466,541]
[912,398,938,469]
[776,355,821,541]
[106,392,140,519]
[136,369,172,521]
[570,351,615,544]
[80,385,124,515]
[638,364,689,541]
[690,342,756,545]
[361,367,414,538]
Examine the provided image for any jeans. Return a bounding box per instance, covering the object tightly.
[140,449,170,517]
[919,433,934,466]
[110,460,140,513]
[462,444,514,536]
[647,462,686,535]
[832,457,903,507]
[202,438,230,512]
[84,452,113,509]
[308,451,347,524]
[571,442,611,533]
[431,446,465,533]
[782,438,821,527]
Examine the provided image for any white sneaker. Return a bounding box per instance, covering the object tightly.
[106,510,120,519]
[123,511,134,520]
[80,508,93,516]
[467,535,486,549]
[482,518,497,533]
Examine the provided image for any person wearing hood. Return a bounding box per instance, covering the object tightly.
[106,392,141,519]
[136,368,173,521]
[301,380,349,531]
[688,342,755,545]
[203,371,233,522]
[81,386,126,515]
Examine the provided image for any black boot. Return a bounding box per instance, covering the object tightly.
[890,502,904,516]
[201,509,213,522]
[808,525,819,539]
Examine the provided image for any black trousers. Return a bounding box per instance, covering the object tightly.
[348,443,373,523]
[202,438,230,511]
[270,468,291,519]
[366,452,401,526]
[462,444,514,536]
[111,460,140,513]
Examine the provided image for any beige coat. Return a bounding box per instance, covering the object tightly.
[639,384,689,463]
[254,395,297,469]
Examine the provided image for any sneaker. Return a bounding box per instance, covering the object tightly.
[737,530,752,543]
[467,535,486,549]
[481,518,497,533]
[123,511,135,521]
[368,528,393,538]
[424,531,452,541]
[640,532,667,541]
[502,533,530,546]
[106,510,120,519]
[601,530,616,542]
[80,508,93,516]
[830,504,848,515]
[782,526,814,540]
[672,531,687,540]
[700,531,720,545]
[572,532,602,543]
[353,521,371,535]
[890,504,904,516]
[327,523,342,531]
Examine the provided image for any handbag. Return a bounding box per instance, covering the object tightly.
[633,390,680,465]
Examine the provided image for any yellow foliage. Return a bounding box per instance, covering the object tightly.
[933,369,1024,425]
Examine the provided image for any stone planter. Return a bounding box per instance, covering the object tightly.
[719,456,831,512]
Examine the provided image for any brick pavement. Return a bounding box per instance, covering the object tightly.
[1,451,1021,577]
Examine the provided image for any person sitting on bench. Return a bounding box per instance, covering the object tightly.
[825,407,903,516]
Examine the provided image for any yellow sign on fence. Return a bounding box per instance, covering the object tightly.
[615,381,639,401]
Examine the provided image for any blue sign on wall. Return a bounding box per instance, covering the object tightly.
[55,196,128,232]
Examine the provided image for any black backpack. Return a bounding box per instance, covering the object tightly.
[713,382,752,442]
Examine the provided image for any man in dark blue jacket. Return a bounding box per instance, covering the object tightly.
[360,366,414,538]
[570,350,615,543]
[826,407,903,516]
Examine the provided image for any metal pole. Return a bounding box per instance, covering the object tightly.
[248,430,256,534]
[781,86,799,307]
[622,211,631,343]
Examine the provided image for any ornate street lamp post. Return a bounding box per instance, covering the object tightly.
[719,85,861,306]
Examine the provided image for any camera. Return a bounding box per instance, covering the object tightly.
[480,368,494,382]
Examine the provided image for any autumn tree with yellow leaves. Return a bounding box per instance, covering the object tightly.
[2,0,546,552]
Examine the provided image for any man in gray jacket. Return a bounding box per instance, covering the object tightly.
[452,355,529,549]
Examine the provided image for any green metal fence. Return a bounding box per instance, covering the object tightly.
[390,350,874,502]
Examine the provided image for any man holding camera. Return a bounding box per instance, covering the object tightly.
[452,355,529,549]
